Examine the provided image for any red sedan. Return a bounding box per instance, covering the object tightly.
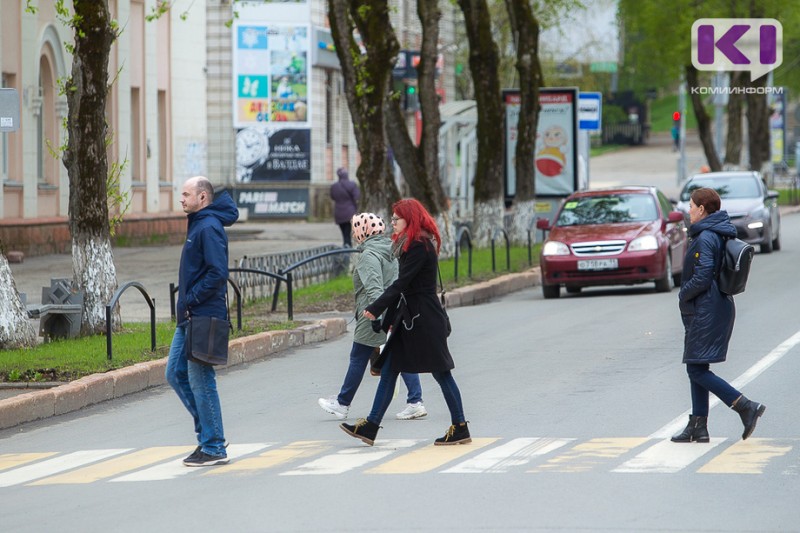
[536,186,688,299]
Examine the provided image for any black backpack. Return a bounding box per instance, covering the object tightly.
[717,236,755,295]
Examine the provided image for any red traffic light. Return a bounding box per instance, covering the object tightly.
[672,111,681,121]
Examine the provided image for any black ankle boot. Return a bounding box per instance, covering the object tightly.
[340,418,380,446]
[435,422,471,446]
[732,396,766,440]
[671,415,710,443]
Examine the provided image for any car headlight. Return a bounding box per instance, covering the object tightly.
[628,235,658,251]
[543,241,570,256]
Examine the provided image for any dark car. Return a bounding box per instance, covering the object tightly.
[675,171,781,253]
[536,186,688,299]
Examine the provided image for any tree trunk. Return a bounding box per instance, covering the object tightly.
[746,75,770,174]
[457,0,505,246]
[0,250,36,349]
[382,1,454,252]
[724,71,744,168]
[62,0,119,335]
[685,65,721,172]
[328,0,400,215]
[504,0,543,244]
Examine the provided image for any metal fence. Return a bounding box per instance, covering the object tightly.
[232,244,349,304]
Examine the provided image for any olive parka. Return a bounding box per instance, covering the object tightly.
[366,238,454,374]
[352,234,398,347]
[678,210,737,364]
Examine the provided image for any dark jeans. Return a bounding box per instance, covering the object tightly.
[686,363,741,417]
[338,222,352,247]
[337,342,422,406]
[368,353,465,425]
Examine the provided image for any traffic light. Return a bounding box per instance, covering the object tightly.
[403,83,419,111]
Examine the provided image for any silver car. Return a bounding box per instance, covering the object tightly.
[676,171,781,253]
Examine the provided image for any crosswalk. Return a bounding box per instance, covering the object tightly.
[0,436,798,486]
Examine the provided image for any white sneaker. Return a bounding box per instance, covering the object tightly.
[318,397,349,419]
[396,402,427,420]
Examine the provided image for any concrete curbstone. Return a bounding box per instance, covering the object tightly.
[0,390,56,428]
[112,365,150,398]
[53,382,88,416]
[267,331,289,354]
[242,332,272,363]
[287,329,305,347]
[137,360,166,388]
[74,373,115,406]
[320,318,347,339]
[227,338,247,366]
[297,323,327,344]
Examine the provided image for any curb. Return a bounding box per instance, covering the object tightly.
[0,268,542,431]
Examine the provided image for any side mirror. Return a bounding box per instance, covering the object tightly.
[536,218,551,231]
[667,211,685,223]
[767,190,779,200]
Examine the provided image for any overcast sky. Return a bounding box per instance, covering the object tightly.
[539,0,619,64]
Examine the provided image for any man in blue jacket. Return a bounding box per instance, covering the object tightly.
[166,176,239,466]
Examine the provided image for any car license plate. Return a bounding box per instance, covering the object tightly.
[577,259,618,271]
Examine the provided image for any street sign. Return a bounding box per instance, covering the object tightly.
[578,92,602,131]
[0,88,20,132]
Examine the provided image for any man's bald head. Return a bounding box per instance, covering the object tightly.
[181,176,214,214]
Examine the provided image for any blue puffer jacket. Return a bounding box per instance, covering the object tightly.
[678,210,737,364]
[176,191,239,325]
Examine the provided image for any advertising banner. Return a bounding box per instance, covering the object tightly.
[235,128,311,182]
[234,188,310,219]
[504,88,578,198]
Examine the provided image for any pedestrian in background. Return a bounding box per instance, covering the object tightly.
[330,167,360,247]
[342,198,471,446]
[318,212,427,421]
[672,187,766,443]
[166,176,238,466]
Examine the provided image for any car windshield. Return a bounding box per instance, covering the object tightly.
[555,194,658,226]
[680,176,761,200]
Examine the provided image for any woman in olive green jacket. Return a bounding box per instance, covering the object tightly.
[318,213,426,421]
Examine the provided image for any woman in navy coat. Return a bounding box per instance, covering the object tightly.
[672,187,766,443]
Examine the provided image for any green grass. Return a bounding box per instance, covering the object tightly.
[777,188,800,206]
[0,245,541,382]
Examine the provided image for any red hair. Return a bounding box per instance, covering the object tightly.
[392,198,441,254]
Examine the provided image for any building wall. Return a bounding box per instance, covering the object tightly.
[0,0,206,253]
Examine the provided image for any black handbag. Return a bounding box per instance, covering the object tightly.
[186,315,231,366]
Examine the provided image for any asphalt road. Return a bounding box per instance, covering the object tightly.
[1,197,798,532]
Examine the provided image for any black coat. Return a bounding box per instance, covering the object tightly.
[365,239,454,374]
[678,210,737,364]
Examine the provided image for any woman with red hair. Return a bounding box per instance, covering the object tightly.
[341,198,471,446]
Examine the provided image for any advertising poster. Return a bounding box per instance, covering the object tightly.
[504,88,578,197]
[235,128,311,182]
[234,24,309,126]
[233,14,312,182]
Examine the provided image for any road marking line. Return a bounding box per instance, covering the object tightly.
[0,449,131,488]
[651,329,800,439]
[30,446,196,485]
[0,453,57,472]
[281,439,420,476]
[443,438,574,474]
[366,438,497,474]
[529,438,648,473]
[613,438,726,473]
[204,441,331,475]
[698,438,795,474]
[110,444,267,482]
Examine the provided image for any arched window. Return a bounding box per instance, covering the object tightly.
[37,46,59,186]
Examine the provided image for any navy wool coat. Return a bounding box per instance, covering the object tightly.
[678,210,737,364]
[365,239,454,374]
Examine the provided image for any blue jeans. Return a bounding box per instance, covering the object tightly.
[686,363,742,417]
[367,353,464,425]
[165,326,226,456]
[338,342,422,406]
